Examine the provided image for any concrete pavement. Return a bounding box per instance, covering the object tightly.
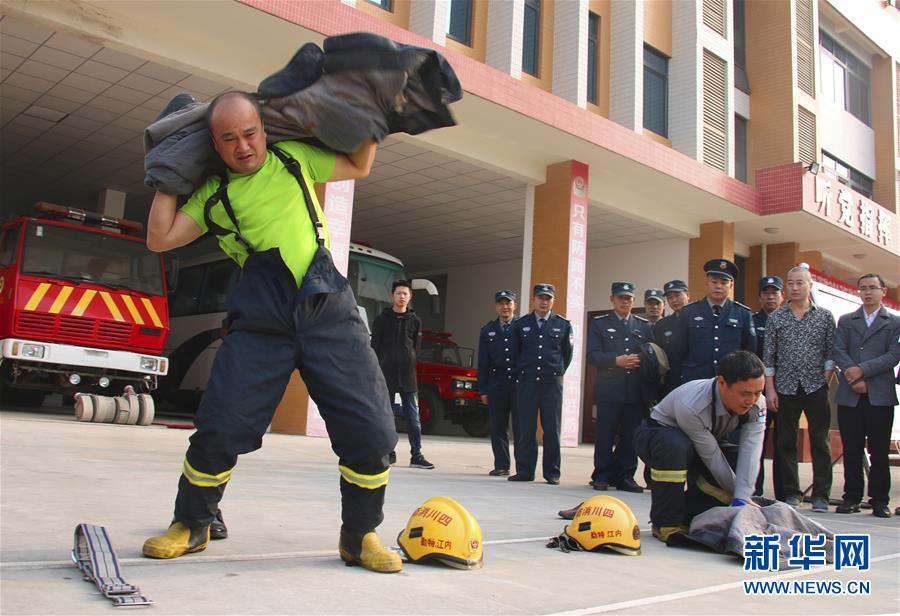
[1,407,898,615]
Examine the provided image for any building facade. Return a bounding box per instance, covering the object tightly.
[1,0,897,442]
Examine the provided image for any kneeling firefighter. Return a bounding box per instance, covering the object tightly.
[634,351,766,542]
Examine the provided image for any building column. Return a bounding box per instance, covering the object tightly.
[270,180,356,436]
[744,242,807,309]
[608,0,643,131]
[871,55,898,214]
[485,0,524,79]
[530,160,589,447]
[551,0,588,108]
[408,0,450,46]
[687,221,734,300]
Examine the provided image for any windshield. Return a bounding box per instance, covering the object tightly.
[419,339,473,367]
[347,253,406,329]
[21,221,164,296]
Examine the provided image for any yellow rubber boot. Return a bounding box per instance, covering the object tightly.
[143,522,210,559]
[339,531,403,573]
[651,524,689,543]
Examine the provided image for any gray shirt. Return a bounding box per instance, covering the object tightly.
[650,378,766,501]
[762,302,835,394]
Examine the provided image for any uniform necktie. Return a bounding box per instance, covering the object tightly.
[538,317,546,329]
[502,322,509,333]
[712,305,721,317]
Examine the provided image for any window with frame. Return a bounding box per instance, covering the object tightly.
[447,0,472,45]
[819,30,870,125]
[734,115,748,183]
[0,226,20,267]
[364,0,392,11]
[821,151,874,198]
[522,0,541,76]
[587,12,600,104]
[643,45,668,137]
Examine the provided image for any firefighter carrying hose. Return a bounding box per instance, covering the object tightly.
[142,92,402,573]
[634,351,767,542]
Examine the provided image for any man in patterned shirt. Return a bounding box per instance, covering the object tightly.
[763,265,835,513]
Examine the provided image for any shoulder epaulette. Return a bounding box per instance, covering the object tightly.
[733,301,752,312]
[634,315,648,322]
[683,299,704,309]
[594,313,609,320]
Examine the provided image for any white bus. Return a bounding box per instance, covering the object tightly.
[158,242,437,411]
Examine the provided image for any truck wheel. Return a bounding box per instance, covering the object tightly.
[417,390,444,435]
[462,413,492,438]
[0,384,46,408]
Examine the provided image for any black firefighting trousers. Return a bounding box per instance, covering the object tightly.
[634,419,740,528]
[172,247,398,535]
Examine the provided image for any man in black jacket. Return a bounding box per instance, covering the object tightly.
[371,280,434,469]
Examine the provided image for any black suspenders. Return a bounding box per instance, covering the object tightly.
[202,146,327,253]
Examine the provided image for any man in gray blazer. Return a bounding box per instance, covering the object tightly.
[833,273,900,518]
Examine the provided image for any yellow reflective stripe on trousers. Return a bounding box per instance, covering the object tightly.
[182,458,233,488]
[697,476,733,504]
[650,468,687,483]
[339,465,389,490]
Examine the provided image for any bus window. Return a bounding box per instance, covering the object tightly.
[169,265,204,317]
[199,260,240,314]
[348,253,404,328]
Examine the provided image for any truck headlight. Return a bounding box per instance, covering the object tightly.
[452,379,474,390]
[140,357,159,372]
[21,343,46,359]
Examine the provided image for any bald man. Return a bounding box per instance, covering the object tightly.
[143,92,402,573]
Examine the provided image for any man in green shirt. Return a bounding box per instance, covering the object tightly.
[143,91,402,573]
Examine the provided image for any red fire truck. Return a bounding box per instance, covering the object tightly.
[416,330,489,438]
[0,203,169,407]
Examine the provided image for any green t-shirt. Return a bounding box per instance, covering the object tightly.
[180,141,337,287]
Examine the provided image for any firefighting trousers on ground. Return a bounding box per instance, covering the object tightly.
[634,419,740,529]
[170,247,398,535]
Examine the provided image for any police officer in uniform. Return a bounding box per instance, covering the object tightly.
[508,283,574,484]
[672,259,755,384]
[655,279,690,396]
[477,290,519,476]
[587,282,653,492]
[752,276,784,499]
[634,351,766,542]
[643,288,665,325]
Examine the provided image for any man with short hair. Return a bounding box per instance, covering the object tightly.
[752,276,785,500]
[833,273,900,518]
[643,289,665,324]
[372,280,434,470]
[634,351,767,542]
[477,290,519,476]
[764,265,835,513]
[143,91,402,572]
[655,279,689,395]
[673,259,756,384]
[587,282,653,492]
[508,283,574,484]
